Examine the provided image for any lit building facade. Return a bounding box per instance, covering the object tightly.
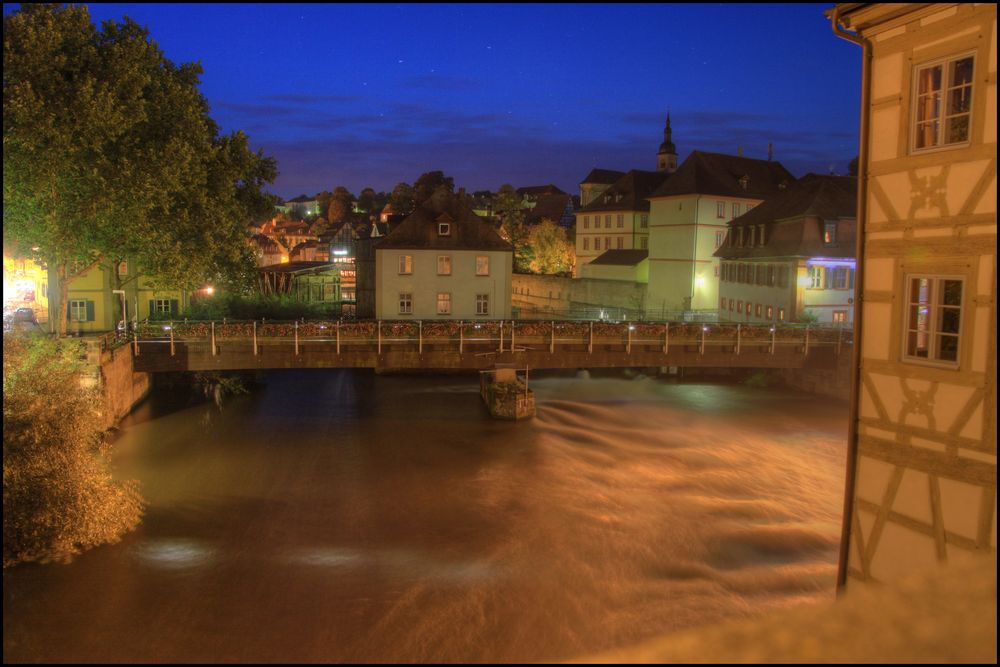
[715,174,858,324]
[831,3,996,587]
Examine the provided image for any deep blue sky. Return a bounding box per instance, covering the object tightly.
[7,3,861,200]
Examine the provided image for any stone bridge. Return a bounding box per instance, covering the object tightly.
[121,319,852,374]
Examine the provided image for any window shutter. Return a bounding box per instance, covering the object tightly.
[67,302,72,319]
[170,299,179,316]
[86,300,95,322]
[149,300,156,319]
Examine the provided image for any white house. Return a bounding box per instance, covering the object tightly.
[374,189,513,320]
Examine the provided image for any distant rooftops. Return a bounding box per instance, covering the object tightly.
[648,151,796,199]
[578,169,670,213]
[375,189,513,252]
[580,168,627,185]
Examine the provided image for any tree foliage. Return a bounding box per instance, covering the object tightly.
[389,182,415,217]
[3,4,277,334]
[3,332,144,567]
[494,184,531,272]
[412,170,454,206]
[527,219,576,275]
[326,186,354,223]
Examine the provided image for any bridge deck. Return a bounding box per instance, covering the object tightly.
[126,320,851,372]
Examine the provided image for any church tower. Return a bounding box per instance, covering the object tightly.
[656,112,678,173]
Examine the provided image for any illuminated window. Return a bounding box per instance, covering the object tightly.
[824,222,838,246]
[117,260,128,275]
[833,310,848,324]
[737,300,743,313]
[809,266,824,289]
[745,302,752,316]
[766,305,774,319]
[398,293,412,314]
[912,54,974,151]
[778,307,786,321]
[755,303,762,317]
[437,255,452,275]
[476,294,489,315]
[437,292,451,315]
[476,256,490,276]
[904,276,962,364]
[398,255,412,274]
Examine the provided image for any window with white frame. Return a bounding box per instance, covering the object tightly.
[831,267,849,289]
[717,201,725,218]
[904,276,962,364]
[912,54,974,151]
[616,237,623,249]
[437,255,452,275]
[583,238,589,251]
[583,215,589,229]
[616,214,624,228]
[399,293,412,314]
[640,236,648,250]
[153,299,172,315]
[604,237,610,249]
[398,255,413,274]
[437,292,451,315]
[476,256,490,276]
[833,310,848,324]
[604,215,611,228]
[715,231,725,248]
[732,203,740,218]
[476,294,489,315]
[824,222,838,246]
[438,222,451,236]
[69,299,89,322]
[640,214,648,228]
[809,266,823,289]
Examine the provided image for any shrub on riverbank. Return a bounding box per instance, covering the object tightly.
[2,332,143,567]
[166,293,340,322]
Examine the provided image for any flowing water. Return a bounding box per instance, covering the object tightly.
[3,369,848,663]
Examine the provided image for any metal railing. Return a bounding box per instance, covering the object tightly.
[129,318,853,359]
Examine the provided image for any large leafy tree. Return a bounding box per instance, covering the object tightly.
[412,170,454,206]
[388,182,415,217]
[3,4,277,334]
[494,184,530,272]
[326,186,354,223]
[527,219,575,275]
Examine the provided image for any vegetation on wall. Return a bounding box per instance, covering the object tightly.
[2,332,143,567]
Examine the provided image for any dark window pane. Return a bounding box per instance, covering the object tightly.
[942,280,962,305]
[948,86,972,114]
[938,334,959,361]
[951,57,974,86]
[918,65,942,94]
[908,331,929,357]
[946,115,970,143]
[940,308,961,334]
[911,278,930,303]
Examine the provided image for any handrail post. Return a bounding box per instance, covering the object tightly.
[589,321,593,354]
[378,320,382,355]
[419,320,423,355]
[511,320,515,351]
[211,321,216,356]
[736,323,741,356]
[664,322,669,355]
[837,324,843,356]
[804,324,810,356]
[133,329,139,356]
[294,320,299,356]
[253,320,258,356]
[170,322,175,357]
[771,326,776,355]
[459,321,464,354]
[700,325,706,355]
[626,322,632,354]
[550,320,555,354]
[499,320,503,353]
[336,319,341,355]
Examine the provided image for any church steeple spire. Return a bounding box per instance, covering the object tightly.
[657,111,678,173]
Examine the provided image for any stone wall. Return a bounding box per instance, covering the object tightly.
[512,273,646,318]
[98,344,152,429]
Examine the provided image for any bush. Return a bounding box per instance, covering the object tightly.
[179,293,340,321]
[3,332,143,567]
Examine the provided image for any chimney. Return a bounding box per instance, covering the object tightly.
[767,143,773,161]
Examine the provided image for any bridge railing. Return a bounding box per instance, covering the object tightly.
[130,319,853,358]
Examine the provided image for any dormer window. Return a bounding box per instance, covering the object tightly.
[739,175,750,191]
[438,222,451,236]
[758,224,766,246]
[824,221,838,246]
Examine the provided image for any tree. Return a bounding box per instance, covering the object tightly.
[412,170,454,205]
[326,186,353,222]
[3,4,277,334]
[357,187,377,213]
[3,332,144,567]
[494,184,531,272]
[527,219,576,275]
[389,182,415,217]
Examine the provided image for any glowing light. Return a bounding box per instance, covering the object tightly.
[798,275,812,288]
[205,286,215,295]
[806,258,856,268]
[695,276,706,288]
[333,249,349,256]
[162,325,171,331]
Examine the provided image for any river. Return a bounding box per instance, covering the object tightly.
[3,369,848,663]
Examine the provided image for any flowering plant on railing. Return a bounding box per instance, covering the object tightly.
[423,322,461,337]
[631,323,665,338]
[512,321,551,338]
[554,322,589,336]
[591,322,625,337]
[738,325,772,341]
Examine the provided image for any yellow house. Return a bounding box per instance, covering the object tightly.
[47,258,189,334]
[3,252,49,324]
[830,3,996,587]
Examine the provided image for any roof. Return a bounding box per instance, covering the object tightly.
[517,184,566,197]
[374,189,513,252]
[580,168,626,185]
[589,249,649,266]
[714,174,858,261]
[286,195,317,203]
[523,193,575,226]
[648,151,796,199]
[251,233,284,252]
[256,261,339,275]
[578,170,669,213]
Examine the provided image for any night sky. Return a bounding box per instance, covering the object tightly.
[9,3,861,200]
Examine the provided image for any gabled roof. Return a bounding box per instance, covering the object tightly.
[589,249,649,266]
[517,184,566,197]
[524,193,575,226]
[375,190,513,252]
[578,170,669,213]
[648,151,796,199]
[714,174,857,260]
[580,168,626,185]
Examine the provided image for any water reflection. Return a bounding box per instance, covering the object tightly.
[3,369,848,663]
